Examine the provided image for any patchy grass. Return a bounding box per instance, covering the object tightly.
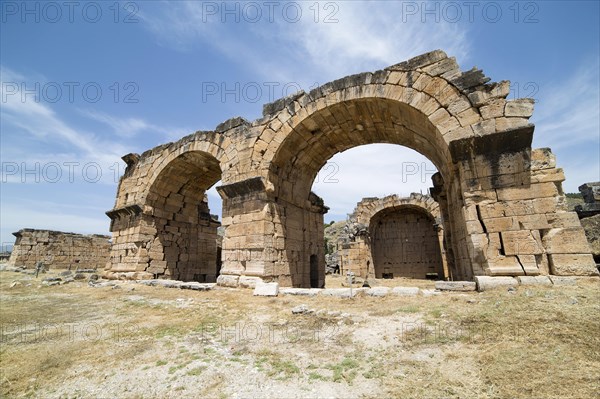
[0,271,598,399]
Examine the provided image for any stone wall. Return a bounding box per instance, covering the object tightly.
[8,229,110,270]
[337,194,445,279]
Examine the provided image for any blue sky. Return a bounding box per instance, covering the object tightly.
[1,0,599,247]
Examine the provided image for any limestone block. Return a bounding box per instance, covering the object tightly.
[253,282,279,296]
[496,182,559,201]
[366,287,391,297]
[217,274,240,287]
[548,254,599,276]
[475,276,518,291]
[434,281,477,291]
[279,288,321,296]
[239,276,263,289]
[516,276,551,286]
[548,276,577,286]
[320,288,365,298]
[501,230,543,255]
[391,286,420,296]
[504,99,534,117]
[542,228,592,254]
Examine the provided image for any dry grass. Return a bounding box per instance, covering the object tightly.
[0,271,598,398]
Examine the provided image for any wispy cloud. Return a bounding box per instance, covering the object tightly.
[532,58,600,191]
[1,66,127,168]
[138,1,471,86]
[79,109,193,140]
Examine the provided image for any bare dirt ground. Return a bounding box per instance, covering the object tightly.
[1,271,599,399]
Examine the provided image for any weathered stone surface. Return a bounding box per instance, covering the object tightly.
[435,281,476,291]
[475,276,518,291]
[217,275,239,288]
[320,288,366,298]
[542,228,592,254]
[548,276,577,286]
[280,288,321,296]
[422,289,442,296]
[366,287,391,297]
[548,254,599,276]
[516,276,552,286]
[391,287,420,296]
[8,229,110,270]
[238,276,263,289]
[253,282,279,296]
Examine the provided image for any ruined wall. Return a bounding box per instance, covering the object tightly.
[371,208,443,279]
[339,194,445,279]
[8,229,110,270]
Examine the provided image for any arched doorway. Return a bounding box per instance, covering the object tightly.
[370,206,444,279]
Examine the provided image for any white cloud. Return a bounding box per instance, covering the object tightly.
[312,144,437,220]
[532,59,600,191]
[79,109,193,140]
[138,1,471,86]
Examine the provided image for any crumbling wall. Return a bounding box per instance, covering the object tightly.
[338,194,445,279]
[8,229,110,270]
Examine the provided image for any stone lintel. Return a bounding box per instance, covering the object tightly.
[217,177,266,199]
[449,124,534,163]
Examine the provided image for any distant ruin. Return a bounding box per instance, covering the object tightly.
[335,194,446,280]
[8,229,110,270]
[104,50,599,287]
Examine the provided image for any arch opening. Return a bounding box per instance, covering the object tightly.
[145,151,223,282]
[267,97,468,287]
[369,206,443,279]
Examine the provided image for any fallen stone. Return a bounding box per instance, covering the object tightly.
[73,273,87,280]
[435,281,477,291]
[217,274,240,288]
[42,280,60,286]
[253,282,279,296]
[475,276,518,291]
[42,277,62,283]
[391,287,420,296]
[517,276,552,286]
[422,289,441,296]
[180,282,215,291]
[238,276,262,289]
[280,288,321,296]
[366,287,390,297]
[292,304,309,314]
[9,281,22,288]
[320,288,366,298]
[549,276,577,286]
[59,271,72,276]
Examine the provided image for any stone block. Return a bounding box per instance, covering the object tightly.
[366,287,391,297]
[238,276,263,289]
[548,276,577,286]
[435,281,477,291]
[475,276,518,291]
[548,254,599,276]
[391,286,420,296]
[279,288,321,296]
[516,276,552,286]
[320,288,364,298]
[217,274,240,287]
[253,282,279,296]
[542,228,592,254]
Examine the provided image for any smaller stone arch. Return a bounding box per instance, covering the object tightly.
[338,194,447,280]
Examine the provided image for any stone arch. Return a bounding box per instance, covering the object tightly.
[105,131,230,281]
[105,50,599,284]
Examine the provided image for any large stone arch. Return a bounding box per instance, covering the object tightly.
[104,50,599,284]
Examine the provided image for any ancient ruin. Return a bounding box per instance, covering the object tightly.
[335,194,446,280]
[8,229,111,270]
[104,50,599,287]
